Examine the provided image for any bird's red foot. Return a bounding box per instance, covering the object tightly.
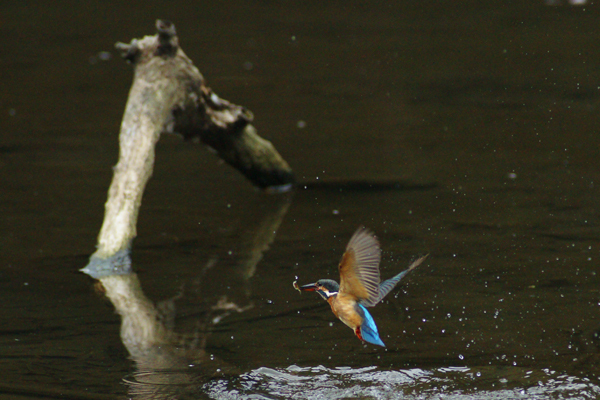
[354,327,365,342]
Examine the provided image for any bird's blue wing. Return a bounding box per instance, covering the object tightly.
[357,304,385,347]
[361,255,427,307]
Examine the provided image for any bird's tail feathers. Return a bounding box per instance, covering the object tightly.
[407,254,429,272]
[365,254,428,306]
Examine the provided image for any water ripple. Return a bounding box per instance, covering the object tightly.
[204,365,600,399]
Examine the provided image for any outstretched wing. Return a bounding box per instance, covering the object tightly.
[338,227,381,303]
[361,254,428,307]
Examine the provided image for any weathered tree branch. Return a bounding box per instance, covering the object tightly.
[114,19,294,189]
[82,20,294,277]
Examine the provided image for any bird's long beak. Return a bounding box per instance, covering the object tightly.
[299,282,318,291]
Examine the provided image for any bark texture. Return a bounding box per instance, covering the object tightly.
[83,20,294,277]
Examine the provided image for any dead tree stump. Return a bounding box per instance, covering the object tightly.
[82,20,294,278]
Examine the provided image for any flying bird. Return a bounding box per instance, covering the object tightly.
[296,227,427,347]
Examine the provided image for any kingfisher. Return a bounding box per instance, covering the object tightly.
[295,227,427,347]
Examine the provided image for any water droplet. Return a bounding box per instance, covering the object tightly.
[98,51,112,61]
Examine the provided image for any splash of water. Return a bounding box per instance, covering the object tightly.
[203,365,600,399]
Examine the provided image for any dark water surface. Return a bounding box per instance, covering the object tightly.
[2,1,600,399]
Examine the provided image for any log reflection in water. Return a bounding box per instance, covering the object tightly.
[95,194,291,399]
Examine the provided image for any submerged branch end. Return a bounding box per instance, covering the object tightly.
[81,248,133,279]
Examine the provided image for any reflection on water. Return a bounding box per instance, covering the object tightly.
[3,0,600,399]
[204,365,600,400]
[91,193,292,399]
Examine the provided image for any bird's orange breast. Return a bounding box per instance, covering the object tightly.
[328,293,363,330]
